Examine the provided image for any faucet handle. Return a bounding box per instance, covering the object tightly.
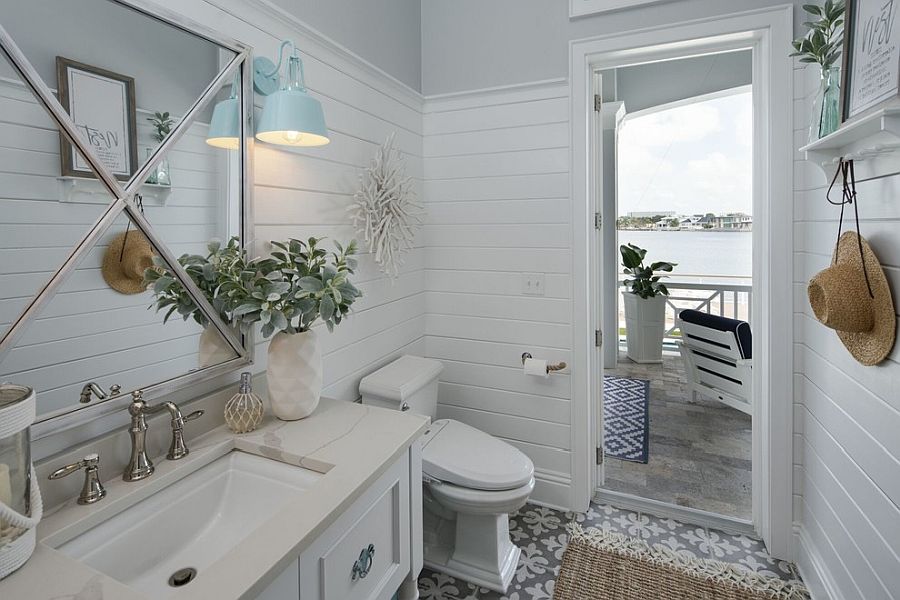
[167,409,205,461]
[184,409,204,422]
[48,453,107,505]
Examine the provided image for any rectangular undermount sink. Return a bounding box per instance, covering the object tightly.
[55,451,322,598]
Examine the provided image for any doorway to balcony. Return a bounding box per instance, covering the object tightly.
[602,69,754,521]
[571,6,794,557]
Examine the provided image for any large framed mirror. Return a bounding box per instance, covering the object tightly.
[0,0,254,430]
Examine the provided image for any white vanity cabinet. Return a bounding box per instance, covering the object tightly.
[255,444,423,600]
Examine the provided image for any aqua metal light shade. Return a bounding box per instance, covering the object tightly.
[206,95,240,149]
[255,44,329,147]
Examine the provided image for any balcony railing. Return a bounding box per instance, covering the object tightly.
[619,277,752,345]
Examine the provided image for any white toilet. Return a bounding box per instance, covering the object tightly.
[360,355,535,594]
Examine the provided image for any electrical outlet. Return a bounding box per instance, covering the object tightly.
[521,273,546,296]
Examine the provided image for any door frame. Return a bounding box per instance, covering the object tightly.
[569,5,795,559]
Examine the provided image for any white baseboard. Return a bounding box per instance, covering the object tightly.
[794,524,840,600]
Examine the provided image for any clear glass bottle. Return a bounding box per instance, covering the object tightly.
[809,66,841,143]
[144,148,158,185]
[224,372,264,434]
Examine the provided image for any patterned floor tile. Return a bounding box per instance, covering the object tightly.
[417,500,801,599]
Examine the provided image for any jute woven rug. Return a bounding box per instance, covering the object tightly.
[553,525,810,600]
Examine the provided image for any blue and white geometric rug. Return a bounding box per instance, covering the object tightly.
[603,375,650,464]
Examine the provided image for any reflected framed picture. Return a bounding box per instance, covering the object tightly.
[841,0,900,121]
[56,57,137,181]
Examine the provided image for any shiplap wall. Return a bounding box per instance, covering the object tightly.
[422,81,572,508]
[793,63,900,600]
[162,0,427,404]
[0,74,232,418]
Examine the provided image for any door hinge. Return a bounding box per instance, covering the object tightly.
[594,94,602,112]
[596,447,604,465]
[594,212,602,230]
[595,329,603,347]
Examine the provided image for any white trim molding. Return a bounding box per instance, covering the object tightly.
[570,0,671,19]
[569,4,795,558]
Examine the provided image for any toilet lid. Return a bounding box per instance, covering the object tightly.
[421,419,534,491]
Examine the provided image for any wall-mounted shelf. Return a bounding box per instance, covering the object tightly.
[801,108,900,181]
[57,176,172,205]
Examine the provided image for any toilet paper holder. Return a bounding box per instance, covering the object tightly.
[521,353,567,374]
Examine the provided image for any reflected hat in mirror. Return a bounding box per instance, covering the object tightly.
[102,230,156,295]
[807,231,896,366]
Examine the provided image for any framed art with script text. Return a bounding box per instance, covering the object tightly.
[842,0,900,121]
[56,57,138,181]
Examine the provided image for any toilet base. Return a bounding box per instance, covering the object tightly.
[423,508,520,594]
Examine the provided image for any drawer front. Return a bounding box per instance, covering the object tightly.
[301,455,410,600]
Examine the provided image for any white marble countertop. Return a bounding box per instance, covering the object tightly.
[0,398,429,600]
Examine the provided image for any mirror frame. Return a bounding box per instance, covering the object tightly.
[0,0,255,433]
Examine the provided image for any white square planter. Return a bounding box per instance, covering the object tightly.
[622,292,666,364]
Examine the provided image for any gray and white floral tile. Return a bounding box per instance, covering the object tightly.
[417,501,800,600]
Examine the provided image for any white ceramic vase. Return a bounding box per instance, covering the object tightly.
[267,330,322,420]
[622,292,666,364]
[198,326,236,368]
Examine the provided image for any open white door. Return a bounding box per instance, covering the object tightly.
[591,71,605,489]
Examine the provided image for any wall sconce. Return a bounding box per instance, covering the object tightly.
[253,40,329,147]
[206,75,240,150]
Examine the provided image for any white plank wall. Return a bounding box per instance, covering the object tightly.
[422,81,572,508]
[793,62,900,600]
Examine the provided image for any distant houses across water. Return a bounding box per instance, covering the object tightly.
[618,211,752,231]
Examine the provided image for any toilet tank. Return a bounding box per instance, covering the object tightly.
[359,355,444,417]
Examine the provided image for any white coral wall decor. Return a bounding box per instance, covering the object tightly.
[350,134,422,278]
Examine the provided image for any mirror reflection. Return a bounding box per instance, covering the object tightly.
[0,0,237,183]
[0,50,111,341]
[0,213,240,421]
[0,0,247,421]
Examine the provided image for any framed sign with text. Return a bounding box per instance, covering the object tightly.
[56,57,137,181]
[842,0,900,121]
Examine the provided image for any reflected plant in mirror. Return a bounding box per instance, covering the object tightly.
[146,111,174,186]
[144,237,244,367]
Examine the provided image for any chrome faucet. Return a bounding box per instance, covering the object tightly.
[79,382,121,404]
[124,390,204,482]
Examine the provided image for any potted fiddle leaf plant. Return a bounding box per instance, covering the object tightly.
[144,237,244,368]
[221,237,361,420]
[620,243,676,364]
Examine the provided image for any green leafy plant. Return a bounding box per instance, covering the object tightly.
[620,243,676,299]
[791,1,845,72]
[221,238,362,339]
[144,237,244,327]
[148,111,175,143]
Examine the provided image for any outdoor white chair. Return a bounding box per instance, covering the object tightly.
[676,309,752,415]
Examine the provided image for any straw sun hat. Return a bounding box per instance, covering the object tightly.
[808,231,896,366]
[101,230,156,295]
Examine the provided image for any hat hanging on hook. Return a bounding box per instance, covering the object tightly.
[807,159,896,366]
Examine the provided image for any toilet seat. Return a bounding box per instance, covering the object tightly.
[421,419,534,491]
[428,476,536,516]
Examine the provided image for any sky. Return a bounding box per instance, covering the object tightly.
[617,89,753,217]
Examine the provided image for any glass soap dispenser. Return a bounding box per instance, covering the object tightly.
[224,372,264,434]
[0,383,43,579]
